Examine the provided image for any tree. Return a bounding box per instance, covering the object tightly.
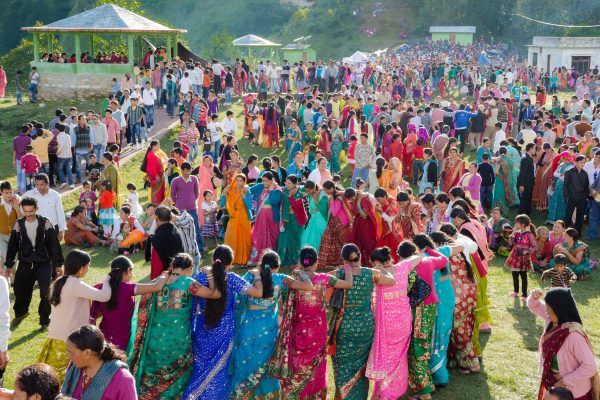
[207,32,240,62]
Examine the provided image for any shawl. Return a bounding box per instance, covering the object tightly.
[62,360,128,400]
[550,151,574,177]
[146,223,184,273]
[461,220,491,277]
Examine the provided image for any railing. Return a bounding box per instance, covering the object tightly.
[29,61,134,74]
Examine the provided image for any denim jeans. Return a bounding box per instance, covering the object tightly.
[129,123,141,145]
[56,157,73,185]
[145,105,154,128]
[25,174,36,190]
[413,159,424,186]
[224,87,232,104]
[140,126,149,143]
[16,88,23,104]
[212,139,220,163]
[93,144,105,161]
[187,209,205,257]
[192,84,200,95]
[480,185,494,209]
[588,199,600,240]
[28,83,37,102]
[189,143,199,161]
[75,152,91,179]
[154,87,162,106]
[40,162,49,175]
[166,96,176,116]
[16,160,26,193]
[281,76,290,91]
[352,167,370,187]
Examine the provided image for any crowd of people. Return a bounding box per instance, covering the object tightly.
[2,39,600,400]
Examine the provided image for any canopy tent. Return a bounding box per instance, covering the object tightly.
[232,34,281,59]
[478,53,492,65]
[343,51,370,64]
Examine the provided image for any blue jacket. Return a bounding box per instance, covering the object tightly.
[249,183,282,223]
[454,110,478,130]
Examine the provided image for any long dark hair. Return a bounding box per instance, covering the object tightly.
[544,288,582,331]
[107,256,133,310]
[430,231,475,282]
[375,157,386,178]
[67,324,127,362]
[413,234,448,275]
[259,250,280,298]
[50,250,91,306]
[205,245,233,328]
[322,180,338,199]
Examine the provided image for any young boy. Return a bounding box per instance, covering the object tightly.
[86,154,103,189]
[542,254,577,288]
[20,145,41,190]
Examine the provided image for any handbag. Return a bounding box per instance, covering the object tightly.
[327,269,346,309]
[408,275,432,308]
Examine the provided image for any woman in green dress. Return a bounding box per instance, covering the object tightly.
[553,228,591,280]
[329,243,396,399]
[547,153,574,224]
[301,180,329,252]
[492,146,517,216]
[128,253,220,399]
[329,120,345,174]
[277,176,309,267]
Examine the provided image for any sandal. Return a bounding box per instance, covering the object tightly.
[459,367,480,375]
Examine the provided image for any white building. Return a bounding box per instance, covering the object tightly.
[526,36,600,73]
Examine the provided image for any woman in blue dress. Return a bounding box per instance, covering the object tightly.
[286,119,303,165]
[230,250,314,399]
[300,180,329,252]
[547,153,573,223]
[183,245,264,400]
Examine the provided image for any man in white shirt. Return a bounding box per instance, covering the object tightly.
[0,274,9,377]
[142,81,157,130]
[269,63,280,93]
[541,121,556,148]
[211,60,223,94]
[221,110,237,135]
[492,122,506,154]
[24,174,66,241]
[584,149,600,186]
[518,119,537,147]
[179,71,192,94]
[55,124,74,188]
[191,64,203,95]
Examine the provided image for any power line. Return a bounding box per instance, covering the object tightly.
[505,12,600,28]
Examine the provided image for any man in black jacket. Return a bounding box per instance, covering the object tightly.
[4,197,63,331]
[517,142,536,214]
[564,155,590,235]
[145,206,184,278]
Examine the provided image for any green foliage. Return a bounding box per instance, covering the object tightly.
[206,32,240,62]
[95,0,142,11]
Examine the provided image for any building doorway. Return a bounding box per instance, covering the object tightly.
[571,56,590,74]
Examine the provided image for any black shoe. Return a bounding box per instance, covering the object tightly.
[10,313,29,331]
[40,324,49,331]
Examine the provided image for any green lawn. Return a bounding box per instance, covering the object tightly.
[1,97,599,399]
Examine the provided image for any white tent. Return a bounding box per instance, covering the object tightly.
[343,51,370,64]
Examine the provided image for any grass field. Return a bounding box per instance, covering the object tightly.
[1,95,598,399]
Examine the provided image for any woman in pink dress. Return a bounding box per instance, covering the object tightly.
[196,155,223,210]
[367,246,422,399]
[457,162,483,214]
[270,247,354,399]
[248,172,282,266]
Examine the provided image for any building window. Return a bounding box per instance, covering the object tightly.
[571,56,590,74]
[532,52,538,67]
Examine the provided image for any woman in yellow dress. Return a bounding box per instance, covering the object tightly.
[223,174,253,265]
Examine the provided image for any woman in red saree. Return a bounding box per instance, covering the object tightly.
[395,191,424,240]
[402,124,418,179]
[346,187,379,267]
[527,288,599,400]
[374,188,400,262]
[441,147,465,193]
[317,181,353,270]
[262,103,280,148]
[143,140,166,204]
[269,247,353,399]
[533,144,556,211]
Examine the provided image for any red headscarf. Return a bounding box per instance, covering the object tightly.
[550,151,574,177]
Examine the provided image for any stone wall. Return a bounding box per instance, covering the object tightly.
[37,72,115,101]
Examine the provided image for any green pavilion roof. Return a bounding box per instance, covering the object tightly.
[21,3,186,34]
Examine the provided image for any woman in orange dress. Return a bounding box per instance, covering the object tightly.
[379,157,404,200]
[223,174,253,265]
[64,206,110,247]
[440,147,466,193]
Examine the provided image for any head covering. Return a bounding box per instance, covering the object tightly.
[544,288,582,327]
[407,123,417,134]
[550,151,574,177]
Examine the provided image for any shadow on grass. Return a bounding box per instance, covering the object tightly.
[510,287,541,352]
[8,328,45,349]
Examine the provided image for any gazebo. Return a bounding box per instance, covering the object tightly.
[20,3,187,100]
[232,34,281,59]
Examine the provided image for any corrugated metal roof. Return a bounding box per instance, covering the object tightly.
[282,43,311,50]
[232,34,281,47]
[429,26,476,34]
[22,4,186,33]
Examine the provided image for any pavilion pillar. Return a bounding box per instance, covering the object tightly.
[32,33,40,61]
[47,35,53,53]
[138,35,143,66]
[166,36,172,61]
[90,34,94,57]
[74,33,81,63]
[127,34,134,64]
[173,35,178,58]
